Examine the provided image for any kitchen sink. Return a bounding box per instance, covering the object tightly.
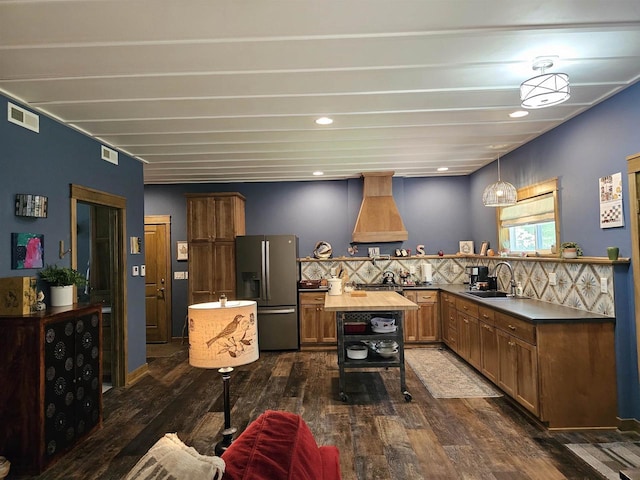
[466,290,510,298]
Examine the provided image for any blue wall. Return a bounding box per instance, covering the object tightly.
[0,94,147,374]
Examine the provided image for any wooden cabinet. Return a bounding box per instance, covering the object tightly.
[442,292,617,429]
[440,292,457,350]
[404,290,439,343]
[455,297,481,369]
[299,292,336,346]
[0,305,102,475]
[186,193,245,304]
[478,307,499,384]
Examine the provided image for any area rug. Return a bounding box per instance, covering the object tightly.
[404,348,502,398]
[565,442,640,480]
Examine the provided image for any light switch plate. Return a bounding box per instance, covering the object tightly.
[600,277,608,293]
[140,265,146,276]
[549,272,557,285]
[132,265,139,276]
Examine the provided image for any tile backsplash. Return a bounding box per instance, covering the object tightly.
[300,256,615,317]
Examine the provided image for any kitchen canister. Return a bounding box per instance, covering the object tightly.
[328,277,343,296]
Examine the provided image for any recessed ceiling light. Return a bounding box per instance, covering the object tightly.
[487,144,509,150]
[509,110,529,118]
[313,171,324,176]
[315,117,333,125]
[437,167,449,172]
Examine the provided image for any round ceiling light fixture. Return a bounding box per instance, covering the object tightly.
[520,57,570,109]
[482,156,517,207]
[509,110,529,118]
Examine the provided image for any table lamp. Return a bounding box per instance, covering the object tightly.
[188,300,259,455]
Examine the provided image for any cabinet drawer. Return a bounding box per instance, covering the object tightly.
[299,292,328,305]
[456,297,479,318]
[478,306,495,325]
[414,291,438,303]
[441,292,457,308]
[495,312,536,344]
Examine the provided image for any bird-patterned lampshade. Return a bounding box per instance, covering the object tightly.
[188,300,259,369]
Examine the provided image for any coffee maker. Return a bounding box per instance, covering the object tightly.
[466,266,489,286]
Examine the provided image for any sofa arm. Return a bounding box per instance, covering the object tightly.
[222,410,341,480]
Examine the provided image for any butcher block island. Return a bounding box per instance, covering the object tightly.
[324,291,418,402]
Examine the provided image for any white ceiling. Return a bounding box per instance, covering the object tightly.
[1,0,640,184]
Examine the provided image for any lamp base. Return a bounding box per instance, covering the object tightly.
[214,426,237,456]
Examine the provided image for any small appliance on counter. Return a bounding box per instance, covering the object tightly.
[465,266,489,286]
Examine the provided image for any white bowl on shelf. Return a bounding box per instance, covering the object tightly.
[371,325,397,334]
[346,344,368,360]
[376,347,398,358]
[370,317,396,328]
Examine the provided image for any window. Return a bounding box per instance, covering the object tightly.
[498,179,559,255]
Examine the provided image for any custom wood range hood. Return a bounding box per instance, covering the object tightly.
[352,171,408,243]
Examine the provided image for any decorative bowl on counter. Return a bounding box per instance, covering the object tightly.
[346,344,368,360]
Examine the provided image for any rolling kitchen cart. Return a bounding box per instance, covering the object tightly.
[336,309,412,402]
[324,290,418,403]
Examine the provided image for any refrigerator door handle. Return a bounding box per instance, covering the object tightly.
[264,240,271,301]
[258,308,296,315]
[260,240,268,300]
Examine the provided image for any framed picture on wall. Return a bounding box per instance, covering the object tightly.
[12,232,44,269]
[459,241,474,255]
[176,241,188,261]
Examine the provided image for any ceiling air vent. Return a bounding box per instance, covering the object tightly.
[101,145,119,165]
[7,102,39,133]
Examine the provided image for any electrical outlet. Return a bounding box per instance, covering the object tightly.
[549,272,557,285]
[453,264,460,273]
[600,277,608,293]
[140,265,146,276]
[132,265,139,276]
[409,265,416,274]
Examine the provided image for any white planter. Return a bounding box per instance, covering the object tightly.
[50,285,75,307]
[562,248,578,259]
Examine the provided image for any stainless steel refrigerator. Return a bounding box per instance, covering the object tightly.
[235,235,299,350]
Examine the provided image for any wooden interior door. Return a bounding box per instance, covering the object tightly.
[144,216,172,343]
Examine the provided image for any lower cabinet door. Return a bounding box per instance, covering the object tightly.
[515,338,539,415]
[480,322,499,385]
[497,329,517,398]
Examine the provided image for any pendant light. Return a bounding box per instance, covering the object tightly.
[482,156,517,207]
[520,57,570,109]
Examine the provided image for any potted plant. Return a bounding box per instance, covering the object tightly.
[39,264,86,307]
[560,242,583,259]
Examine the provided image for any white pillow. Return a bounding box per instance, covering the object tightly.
[125,433,225,480]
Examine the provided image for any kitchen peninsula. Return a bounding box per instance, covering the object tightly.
[325,291,418,402]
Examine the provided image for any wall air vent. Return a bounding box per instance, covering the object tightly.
[7,102,39,133]
[101,145,119,165]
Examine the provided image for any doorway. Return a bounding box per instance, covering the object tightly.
[71,185,127,388]
[144,215,172,343]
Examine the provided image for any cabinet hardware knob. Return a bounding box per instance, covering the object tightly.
[508,325,516,330]
[509,341,515,347]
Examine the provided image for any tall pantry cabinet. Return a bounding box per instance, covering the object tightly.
[186,193,246,304]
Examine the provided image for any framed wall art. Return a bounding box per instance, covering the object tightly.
[459,240,474,255]
[12,232,44,269]
[176,241,188,261]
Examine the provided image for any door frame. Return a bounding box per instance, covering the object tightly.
[627,152,640,383]
[144,215,172,343]
[70,184,127,387]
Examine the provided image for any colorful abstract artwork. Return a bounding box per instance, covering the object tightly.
[12,232,44,269]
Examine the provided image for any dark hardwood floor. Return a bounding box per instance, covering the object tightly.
[14,344,639,479]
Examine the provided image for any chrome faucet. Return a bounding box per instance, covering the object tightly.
[492,261,516,296]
